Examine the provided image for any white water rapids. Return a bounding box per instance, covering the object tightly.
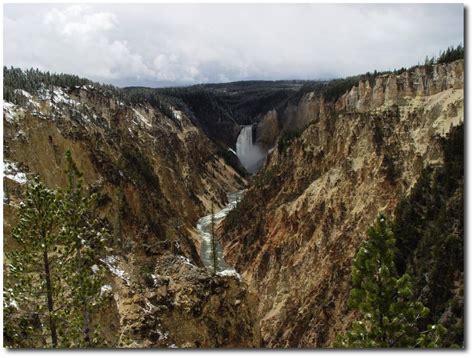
[196,191,242,275]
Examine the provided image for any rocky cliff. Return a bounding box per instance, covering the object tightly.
[3,80,259,347]
[335,60,463,112]
[222,60,464,347]
[254,60,463,149]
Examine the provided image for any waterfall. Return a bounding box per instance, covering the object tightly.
[236,126,253,159]
[236,125,265,173]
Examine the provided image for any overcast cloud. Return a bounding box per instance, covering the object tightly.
[3,3,464,87]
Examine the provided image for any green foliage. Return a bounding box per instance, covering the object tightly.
[393,124,464,346]
[121,145,161,189]
[382,154,400,184]
[57,150,110,347]
[3,66,116,105]
[210,204,218,275]
[159,80,302,124]
[4,152,110,348]
[277,130,302,154]
[322,78,360,102]
[4,179,62,347]
[334,214,447,348]
[437,44,464,64]
[139,261,156,289]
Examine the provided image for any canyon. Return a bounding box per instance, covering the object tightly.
[3,58,464,348]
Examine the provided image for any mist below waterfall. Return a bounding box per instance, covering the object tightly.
[236,126,266,174]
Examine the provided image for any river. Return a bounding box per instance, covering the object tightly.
[196,191,243,274]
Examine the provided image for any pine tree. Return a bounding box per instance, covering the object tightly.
[5,178,63,347]
[115,184,125,250]
[334,214,447,348]
[210,203,218,275]
[57,150,109,347]
[4,152,110,348]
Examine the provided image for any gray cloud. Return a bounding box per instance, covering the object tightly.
[4,3,464,87]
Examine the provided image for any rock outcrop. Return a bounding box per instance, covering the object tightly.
[335,60,463,112]
[281,93,331,134]
[97,254,260,347]
[256,110,280,148]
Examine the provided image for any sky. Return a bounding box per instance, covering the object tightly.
[3,3,464,88]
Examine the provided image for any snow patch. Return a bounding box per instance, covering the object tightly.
[133,108,151,127]
[217,269,241,280]
[91,264,99,274]
[51,87,80,106]
[150,274,159,287]
[3,102,19,124]
[5,297,19,310]
[11,90,41,111]
[153,324,169,342]
[38,86,80,109]
[172,109,182,120]
[14,89,32,99]
[101,256,131,286]
[4,161,28,184]
[100,284,113,296]
[177,255,195,267]
[144,299,158,314]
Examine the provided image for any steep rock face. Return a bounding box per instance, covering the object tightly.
[3,83,259,347]
[254,93,331,149]
[280,93,331,133]
[256,110,279,148]
[221,60,464,347]
[255,60,463,146]
[335,60,463,112]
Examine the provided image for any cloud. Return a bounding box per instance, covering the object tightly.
[3,3,464,87]
[44,5,117,37]
[4,4,153,81]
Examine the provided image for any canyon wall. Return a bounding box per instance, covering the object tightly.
[335,60,463,112]
[255,59,463,148]
[222,60,464,347]
[3,83,259,347]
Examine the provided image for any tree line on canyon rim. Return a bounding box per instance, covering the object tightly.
[3,44,464,124]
